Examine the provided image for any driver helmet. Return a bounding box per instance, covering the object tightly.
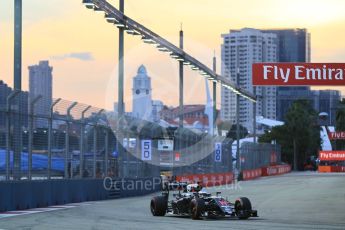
[186,183,202,193]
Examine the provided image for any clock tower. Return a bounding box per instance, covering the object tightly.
[132,65,152,121]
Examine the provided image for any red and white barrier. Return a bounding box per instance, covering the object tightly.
[176,172,233,187]
[319,166,345,173]
[242,168,262,181]
[176,164,291,186]
[261,165,291,176]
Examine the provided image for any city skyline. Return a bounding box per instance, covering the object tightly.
[0,0,345,110]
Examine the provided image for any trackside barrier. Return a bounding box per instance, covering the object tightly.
[242,168,262,181]
[176,172,233,187]
[0,177,161,212]
[242,164,291,181]
[318,166,345,173]
[261,165,291,176]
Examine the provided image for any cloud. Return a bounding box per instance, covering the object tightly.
[51,52,94,61]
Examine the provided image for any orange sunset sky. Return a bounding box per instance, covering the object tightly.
[0,0,345,111]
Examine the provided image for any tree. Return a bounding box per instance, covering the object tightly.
[226,124,248,140]
[259,100,320,170]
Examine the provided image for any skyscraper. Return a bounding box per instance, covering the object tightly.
[221,28,278,132]
[313,90,341,125]
[0,80,28,129]
[132,65,153,121]
[262,29,311,120]
[28,61,53,128]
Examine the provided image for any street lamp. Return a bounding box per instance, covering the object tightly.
[114,21,125,28]
[93,6,103,13]
[105,14,117,23]
[191,65,199,71]
[82,0,95,9]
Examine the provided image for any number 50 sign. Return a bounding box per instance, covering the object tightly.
[141,140,152,161]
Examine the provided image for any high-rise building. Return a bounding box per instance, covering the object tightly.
[28,61,53,128]
[221,28,278,132]
[0,80,28,129]
[262,29,311,120]
[262,29,310,63]
[132,65,153,121]
[0,80,13,128]
[313,90,341,125]
[152,100,164,122]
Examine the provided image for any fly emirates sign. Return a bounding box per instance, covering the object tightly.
[252,63,345,86]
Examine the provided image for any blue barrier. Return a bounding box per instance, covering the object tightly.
[0,177,161,212]
[0,149,64,172]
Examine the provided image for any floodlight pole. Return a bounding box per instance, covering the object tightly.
[179,26,184,128]
[253,87,257,144]
[213,54,217,136]
[118,0,124,119]
[236,69,241,174]
[14,0,22,90]
[117,0,126,177]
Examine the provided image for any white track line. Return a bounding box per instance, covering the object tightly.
[0,202,93,219]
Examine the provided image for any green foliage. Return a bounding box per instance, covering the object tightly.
[259,100,321,170]
[226,124,248,140]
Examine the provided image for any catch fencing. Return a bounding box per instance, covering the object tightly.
[0,91,120,181]
[240,142,281,171]
[0,91,281,182]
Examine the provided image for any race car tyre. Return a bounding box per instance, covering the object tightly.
[150,196,167,216]
[235,197,252,220]
[190,198,205,220]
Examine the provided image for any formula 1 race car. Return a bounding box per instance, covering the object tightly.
[150,182,258,220]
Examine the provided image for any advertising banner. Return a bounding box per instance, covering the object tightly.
[328,132,345,140]
[253,63,345,86]
[319,151,345,161]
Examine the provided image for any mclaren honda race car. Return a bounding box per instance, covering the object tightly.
[150,182,258,220]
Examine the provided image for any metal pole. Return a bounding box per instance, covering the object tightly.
[179,26,184,128]
[105,127,109,177]
[6,90,20,180]
[28,95,42,180]
[48,98,61,179]
[93,124,97,178]
[236,70,241,173]
[65,102,77,179]
[14,0,22,90]
[253,87,257,144]
[13,1,22,179]
[80,105,91,178]
[212,54,217,136]
[329,92,332,125]
[118,0,124,117]
[94,109,104,178]
[118,0,125,177]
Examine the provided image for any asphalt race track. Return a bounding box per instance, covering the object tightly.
[1,172,345,230]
